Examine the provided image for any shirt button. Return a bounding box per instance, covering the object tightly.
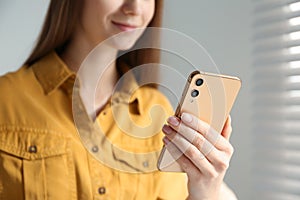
[28,145,37,153]
[143,161,149,168]
[98,187,106,195]
[91,146,99,153]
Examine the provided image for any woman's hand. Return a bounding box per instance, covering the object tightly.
[162,112,236,200]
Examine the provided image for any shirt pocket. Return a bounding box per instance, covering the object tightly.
[0,127,76,200]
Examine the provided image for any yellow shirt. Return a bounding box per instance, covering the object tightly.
[0,52,188,200]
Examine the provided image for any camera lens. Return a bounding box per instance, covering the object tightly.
[195,78,204,86]
[191,89,199,97]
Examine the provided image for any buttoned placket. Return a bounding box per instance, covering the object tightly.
[66,79,109,198]
[70,76,163,198]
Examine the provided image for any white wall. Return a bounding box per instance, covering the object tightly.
[0,1,253,199]
[0,0,49,75]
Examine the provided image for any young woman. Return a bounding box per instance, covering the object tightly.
[0,0,237,199]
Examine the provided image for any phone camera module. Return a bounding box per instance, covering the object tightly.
[191,89,199,97]
[195,78,204,86]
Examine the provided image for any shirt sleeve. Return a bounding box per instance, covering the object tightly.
[156,171,189,200]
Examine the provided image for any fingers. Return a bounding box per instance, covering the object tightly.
[163,136,218,177]
[221,115,232,140]
[167,113,233,154]
[166,118,216,155]
[163,138,199,176]
[162,114,235,199]
[163,125,231,172]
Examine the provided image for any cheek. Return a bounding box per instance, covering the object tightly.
[80,1,116,43]
[83,0,119,28]
[143,3,156,26]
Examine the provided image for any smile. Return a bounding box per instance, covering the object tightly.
[112,21,138,31]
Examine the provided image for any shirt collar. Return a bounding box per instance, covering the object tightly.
[31,51,75,95]
[31,51,143,112]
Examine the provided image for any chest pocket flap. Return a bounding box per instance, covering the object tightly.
[0,126,66,160]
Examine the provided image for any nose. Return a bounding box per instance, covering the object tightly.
[122,0,142,16]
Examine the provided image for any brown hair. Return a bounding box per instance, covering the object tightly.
[24,0,164,77]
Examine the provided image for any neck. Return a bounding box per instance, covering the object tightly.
[60,36,119,118]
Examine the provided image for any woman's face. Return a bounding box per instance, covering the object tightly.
[78,0,156,50]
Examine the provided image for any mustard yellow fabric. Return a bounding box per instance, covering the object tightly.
[0,52,188,200]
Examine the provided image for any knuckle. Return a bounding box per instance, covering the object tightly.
[185,147,198,160]
[231,146,235,154]
[218,160,230,171]
[215,151,231,171]
[206,169,219,179]
[196,121,206,135]
[181,161,189,172]
[190,119,197,129]
[172,134,182,144]
[224,144,234,155]
[193,136,204,149]
[196,121,202,133]
[177,122,185,133]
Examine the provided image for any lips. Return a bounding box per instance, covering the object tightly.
[112,21,139,31]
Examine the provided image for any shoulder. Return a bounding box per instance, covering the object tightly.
[0,66,43,123]
[0,67,24,101]
[0,66,38,95]
[0,66,39,101]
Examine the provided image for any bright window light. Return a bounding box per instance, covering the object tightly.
[289,31,300,40]
[289,46,300,54]
[289,90,300,98]
[287,75,300,83]
[289,61,300,69]
[289,2,300,12]
[289,17,300,26]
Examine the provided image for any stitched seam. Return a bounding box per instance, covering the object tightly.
[0,142,66,159]
[0,126,68,159]
[66,144,77,200]
[0,125,67,137]
[0,179,3,200]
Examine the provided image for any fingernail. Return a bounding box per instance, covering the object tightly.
[163,137,170,144]
[162,125,172,134]
[168,116,180,126]
[182,113,192,123]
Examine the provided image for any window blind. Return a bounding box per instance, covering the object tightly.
[252,0,300,199]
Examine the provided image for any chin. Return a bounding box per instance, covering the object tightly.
[111,39,137,50]
[109,29,145,50]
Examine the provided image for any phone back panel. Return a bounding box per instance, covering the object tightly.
[157,71,241,172]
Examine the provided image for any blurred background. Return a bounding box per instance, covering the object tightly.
[1,0,299,199]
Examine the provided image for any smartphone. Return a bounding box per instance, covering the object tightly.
[157,70,241,172]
